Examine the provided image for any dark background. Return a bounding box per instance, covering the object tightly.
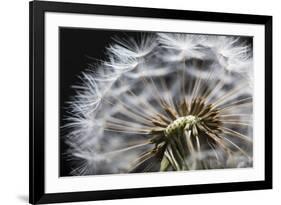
[59,27,143,176]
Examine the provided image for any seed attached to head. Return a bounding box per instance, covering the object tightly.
[164,115,200,137]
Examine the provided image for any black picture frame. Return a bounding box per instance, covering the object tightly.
[29,1,272,204]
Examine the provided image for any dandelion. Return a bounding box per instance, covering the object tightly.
[204,36,253,73]
[157,33,207,61]
[63,33,253,175]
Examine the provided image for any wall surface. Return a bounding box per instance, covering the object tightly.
[0,0,279,204]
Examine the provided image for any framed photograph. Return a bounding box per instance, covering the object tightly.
[29,1,272,204]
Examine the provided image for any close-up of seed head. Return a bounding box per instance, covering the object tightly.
[62,32,253,176]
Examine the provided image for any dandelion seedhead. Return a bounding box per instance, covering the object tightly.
[63,32,253,175]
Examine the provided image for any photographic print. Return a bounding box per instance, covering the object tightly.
[60,28,253,176]
[30,1,272,203]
